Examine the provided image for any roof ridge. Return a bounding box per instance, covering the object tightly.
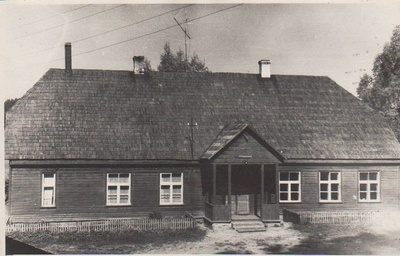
[47,68,329,78]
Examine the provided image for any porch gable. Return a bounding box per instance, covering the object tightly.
[201,123,284,164]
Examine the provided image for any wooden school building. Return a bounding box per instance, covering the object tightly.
[5,44,400,224]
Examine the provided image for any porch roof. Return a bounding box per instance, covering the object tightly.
[201,123,284,162]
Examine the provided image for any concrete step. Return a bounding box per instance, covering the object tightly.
[232,220,266,233]
[232,222,265,228]
[235,226,266,233]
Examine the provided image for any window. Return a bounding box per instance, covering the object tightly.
[107,173,131,206]
[160,173,183,205]
[279,172,301,202]
[359,172,380,202]
[319,172,341,202]
[42,173,56,207]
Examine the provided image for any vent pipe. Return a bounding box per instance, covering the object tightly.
[65,42,72,74]
[133,56,145,75]
[258,60,271,78]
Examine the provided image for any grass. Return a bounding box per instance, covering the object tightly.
[256,223,400,255]
[8,227,207,254]
[8,222,400,254]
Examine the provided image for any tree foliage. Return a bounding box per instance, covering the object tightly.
[157,42,208,72]
[143,58,153,72]
[4,98,19,127]
[357,25,400,142]
[4,98,18,113]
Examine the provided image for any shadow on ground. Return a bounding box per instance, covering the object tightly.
[261,231,400,255]
[216,249,253,254]
[6,237,51,255]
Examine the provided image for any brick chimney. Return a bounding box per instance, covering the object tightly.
[133,56,145,75]
[258,60,271,78]
[65,42,72,74]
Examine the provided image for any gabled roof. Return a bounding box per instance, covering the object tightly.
[5,68,400,160]
[201,122,284,162]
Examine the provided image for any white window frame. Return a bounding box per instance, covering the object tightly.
[106,173,131,206]
[358,171,380,202]
[160,173,184,205]
[41,173,56,207]
[319,171,341,203]
[279,171,301,203]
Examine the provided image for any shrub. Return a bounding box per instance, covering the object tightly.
[148,211,162,220]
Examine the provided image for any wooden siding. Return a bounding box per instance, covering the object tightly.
[10,167,204,222]
[212,132,280,164]
[278,165,400,212]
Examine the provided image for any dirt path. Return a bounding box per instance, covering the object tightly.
[139,223,304,254]
[138,221,400,255]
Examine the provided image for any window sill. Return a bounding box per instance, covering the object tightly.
[105,204,132,207]
[358,200,381,203]
[159,203,185,206]
[40,206,56,209]
[279,201,302,204]
[319,201,343,204]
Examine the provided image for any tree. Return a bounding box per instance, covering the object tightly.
[4,98,18,113]
[357,25,400,142]
[157,42,209,72]
[4,98,19,127]
[143,58,153,72]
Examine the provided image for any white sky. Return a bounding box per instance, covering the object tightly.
[0,1,400,101]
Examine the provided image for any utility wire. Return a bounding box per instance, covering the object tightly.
[11,5,91,29]
[8,4,243,71]
[73,4,194,45]
[11,5,125,41]
[72,4,243,59]
[15,5,194,58]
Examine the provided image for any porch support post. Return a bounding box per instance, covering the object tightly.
[228,164,232,205]
[213,164,217,204]
[261,164,265,217]
[275,164,279,204]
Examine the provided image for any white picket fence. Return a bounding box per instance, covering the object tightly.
[7,217,197,233]
[283,209,400,224]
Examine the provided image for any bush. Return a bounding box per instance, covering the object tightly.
[148,211,162,219]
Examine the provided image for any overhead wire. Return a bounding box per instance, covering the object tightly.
[8,4,244,71]
[10,4,126,41]
[11,5,91,29]
[72,4,244,59]
[14,4,194,58]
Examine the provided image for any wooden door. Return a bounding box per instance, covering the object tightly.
[229,195,250,215]
[237,195,250,214]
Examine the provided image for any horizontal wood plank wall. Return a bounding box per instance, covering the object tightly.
[278,165,400,212]
[10,167,204,222]
[213,132,280,164]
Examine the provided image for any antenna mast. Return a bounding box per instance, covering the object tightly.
[174,16,191,62]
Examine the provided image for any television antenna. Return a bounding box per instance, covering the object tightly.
[186,118,198,160]
[174,9,191,62]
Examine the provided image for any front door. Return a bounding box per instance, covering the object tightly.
[229,195,250,215]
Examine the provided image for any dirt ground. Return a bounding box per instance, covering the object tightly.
[9,220,400,254]
[135,222,400,255]
[139,223,304,254]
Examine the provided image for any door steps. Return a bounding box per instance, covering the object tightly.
[232,220,266,233]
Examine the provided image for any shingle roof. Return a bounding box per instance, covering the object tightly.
[201,123,249,160]
[5,68,400,160]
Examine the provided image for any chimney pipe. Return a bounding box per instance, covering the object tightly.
[133,56,145,75]
[258,60,271,78]
[65,42,72,73]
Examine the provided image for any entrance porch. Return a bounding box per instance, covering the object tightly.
[204,164,280,223]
